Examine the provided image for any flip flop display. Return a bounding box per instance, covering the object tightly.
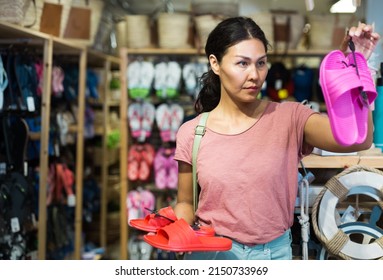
[129,206,215,237]
[144,218,232,252]
[319,50,364,146]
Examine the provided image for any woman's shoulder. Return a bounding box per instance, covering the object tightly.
[177,114,201,135]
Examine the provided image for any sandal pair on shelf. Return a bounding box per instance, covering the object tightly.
[128,101,156,143]
[128,60,154,100]
[129,206,232,252]
[128,143,155,182]
[319,48,377,146]
[153,147,178,190]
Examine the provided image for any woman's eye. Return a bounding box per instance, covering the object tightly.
[238,61,249,67]
[257,60,267,68]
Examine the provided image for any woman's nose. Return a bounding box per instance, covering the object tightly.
[248,64,259,80]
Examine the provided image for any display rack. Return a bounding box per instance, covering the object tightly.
[0,20,122,260]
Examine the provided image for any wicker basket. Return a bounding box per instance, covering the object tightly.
[157,12,191,49]
[125,15,151,48]
[194,14,225,49]
[0,0,31,25]
[192,2,239,17]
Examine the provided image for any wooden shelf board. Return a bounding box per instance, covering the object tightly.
[125,47,330,57]
[301,154,383,169]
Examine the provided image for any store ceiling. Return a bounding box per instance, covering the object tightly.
[106,0,338,15]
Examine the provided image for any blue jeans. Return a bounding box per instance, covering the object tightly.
[184,229,292,260]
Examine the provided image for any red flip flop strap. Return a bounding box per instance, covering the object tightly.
[158,206,178,221]
[146,213,172,228]
[158,219,201,246]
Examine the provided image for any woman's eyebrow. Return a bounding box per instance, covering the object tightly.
[235,54,267,60]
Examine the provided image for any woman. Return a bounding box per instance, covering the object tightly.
[173,17,380,260]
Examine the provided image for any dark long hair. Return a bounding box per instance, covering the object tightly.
[194,17,270,113]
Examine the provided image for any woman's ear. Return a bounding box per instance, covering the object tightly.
[209,54,220,75]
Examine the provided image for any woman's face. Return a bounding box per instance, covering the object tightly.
[210,38,268,103]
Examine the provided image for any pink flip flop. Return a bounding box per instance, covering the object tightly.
[127,190,142,223]
[139,189,155,217]
[153,147,168,189]
[52,66,64,96]
[144,218,231,252]
[346,51,378,144]
[319,50,363,146]
[166,148,178,190]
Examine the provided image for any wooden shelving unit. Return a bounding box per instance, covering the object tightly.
[0,20,122,260]
[86,50,121,252]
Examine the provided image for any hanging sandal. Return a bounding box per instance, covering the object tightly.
[319,50,362,146]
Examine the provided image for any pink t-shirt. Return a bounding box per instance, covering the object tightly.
[174,101,315,245]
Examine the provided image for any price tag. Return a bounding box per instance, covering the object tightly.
[11,217,20,233]
[67,194,76,207]
[274,79,282,90]
[27,96,35,112]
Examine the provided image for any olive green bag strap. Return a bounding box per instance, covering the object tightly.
[192,112,209,212]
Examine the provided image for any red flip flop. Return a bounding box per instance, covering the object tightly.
[129,206,215,237]
[143,218,232,252]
